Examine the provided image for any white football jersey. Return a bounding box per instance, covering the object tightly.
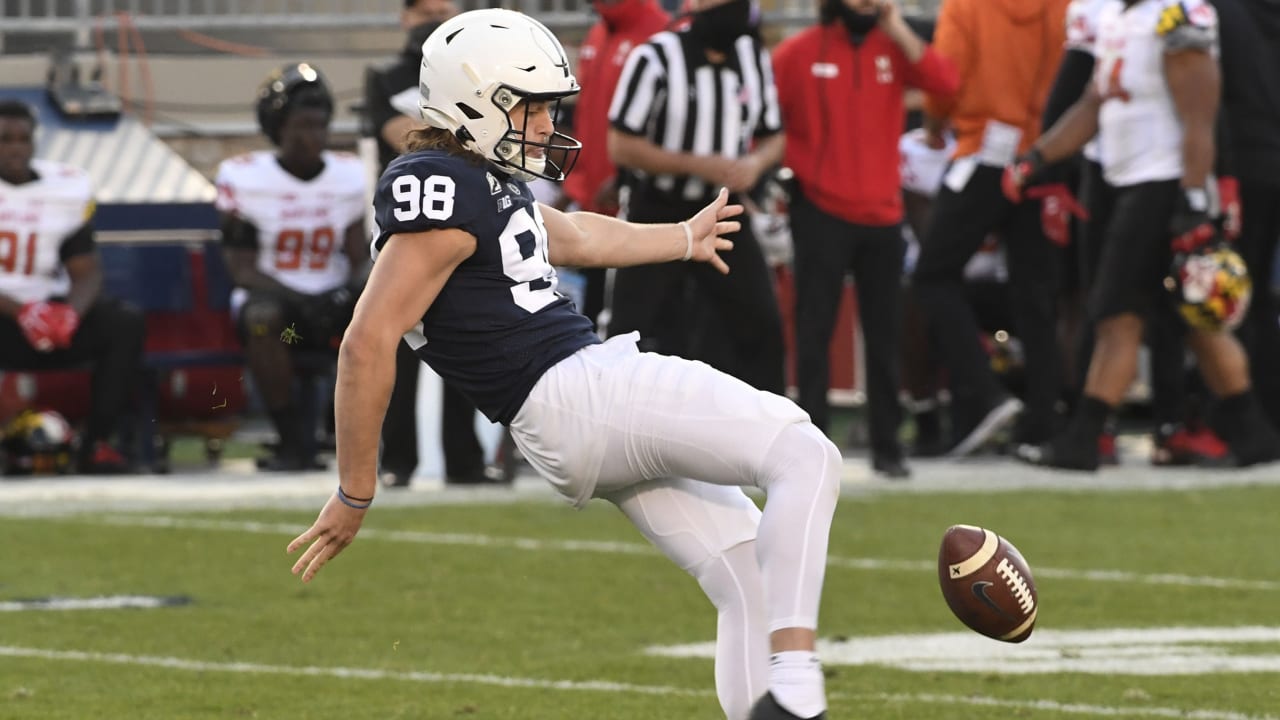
[1064,0,1110,162]
[1093,0,1218,187]
[215,150,366,295]
[0,159,95,304]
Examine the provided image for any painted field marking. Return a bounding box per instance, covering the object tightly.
[0,595,190,612]
[651,626,1280,675]
[0,644,1275,720]
[83,515,1280,593]
[854,692,1280,720]
[0,645,709,696]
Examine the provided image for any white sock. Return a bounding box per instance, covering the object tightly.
[769,651,826,718]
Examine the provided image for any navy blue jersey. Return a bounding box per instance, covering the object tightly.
[372,150,600,424]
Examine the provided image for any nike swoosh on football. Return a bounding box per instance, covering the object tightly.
[971,581,1019,621]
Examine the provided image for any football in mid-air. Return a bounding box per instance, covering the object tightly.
[937,524,1038,643]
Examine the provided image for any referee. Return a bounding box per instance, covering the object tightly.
[606,0,787,394]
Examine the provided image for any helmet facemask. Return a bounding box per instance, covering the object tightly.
[488,86,581,183]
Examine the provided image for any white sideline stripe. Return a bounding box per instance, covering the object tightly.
[0,645,1272,720]
[857,692,1280,720]
[86,515,1280,592]
[0,645,710,697]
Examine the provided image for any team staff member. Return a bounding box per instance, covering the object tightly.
[560,0,670,328]
[607,0,787,394]
[772,0,958,479]
[913,0,1070,456]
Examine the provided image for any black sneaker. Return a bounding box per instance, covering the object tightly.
[748,692,826,720]
[1013,435,1099,472]
[871,455,911,480]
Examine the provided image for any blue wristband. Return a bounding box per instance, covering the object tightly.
[336,486,372,509]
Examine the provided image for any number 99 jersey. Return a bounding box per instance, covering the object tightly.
[215,150,366,295]
[372,151,599,425]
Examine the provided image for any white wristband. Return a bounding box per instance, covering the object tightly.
[679,221,693,262]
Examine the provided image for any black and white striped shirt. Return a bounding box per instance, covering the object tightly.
[608,29,783,203]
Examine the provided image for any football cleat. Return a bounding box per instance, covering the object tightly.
[747,692,826,720]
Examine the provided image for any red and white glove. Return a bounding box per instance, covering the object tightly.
[1217,176,1241,240]
[45,302,80,348]
[17,301,57,352]
[16,301,78,351]
[1025,183,1090,247]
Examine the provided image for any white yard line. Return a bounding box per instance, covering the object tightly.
[71,515,1280,593]
[0,645,710,697]
[0,644,1273,719]
[854,692,1280,720]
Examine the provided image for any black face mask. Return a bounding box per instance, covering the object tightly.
[403,20,444,60]
[689,0,754,53]
[837,5,880,37]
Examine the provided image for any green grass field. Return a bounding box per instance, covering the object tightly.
[3,479,1279,719]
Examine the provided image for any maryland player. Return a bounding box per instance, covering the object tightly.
[0,99,143,473]
[286,11,841,720]
[216,64,369,471]
[1005,0,1280,469]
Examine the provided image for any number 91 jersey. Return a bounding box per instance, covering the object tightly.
[372,151,599,425]
[0,160,94,304]
[215,150,366,295]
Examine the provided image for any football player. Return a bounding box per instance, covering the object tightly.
[216,63,369,472]
[1046,0,1232,466]
[286,10,839,720]
[1005,0,1280,469]
[0,99,143,474]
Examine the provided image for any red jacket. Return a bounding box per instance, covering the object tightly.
[563,0,670,213]
[772,23,959,226]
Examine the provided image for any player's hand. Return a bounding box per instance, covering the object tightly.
[17,301,57,352]
[1024,183,1089,247]
[685,188,742,275]
[1170,187,1220,253]
[1218,176,1241,240]
[45,302,80,349]
[287,491,369,583]
[1001,149,1046,203]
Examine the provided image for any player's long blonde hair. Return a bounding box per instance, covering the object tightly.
[403,126,485,167]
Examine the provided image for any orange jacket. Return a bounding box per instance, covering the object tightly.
[924,0,1070,158]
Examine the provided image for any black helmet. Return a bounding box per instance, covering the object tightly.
[255,62,334,145]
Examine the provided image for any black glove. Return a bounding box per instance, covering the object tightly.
[1169,187,1220,254]
[311,286,356,346]
[1001,149,1047,203]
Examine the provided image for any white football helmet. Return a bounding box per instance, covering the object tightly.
[418,8,582,182]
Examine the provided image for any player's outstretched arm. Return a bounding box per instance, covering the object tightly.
[287,227,475,583]
[542,187,742,274]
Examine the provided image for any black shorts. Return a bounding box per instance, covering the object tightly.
[235,287,352,352]
[1088,179,1179,321]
